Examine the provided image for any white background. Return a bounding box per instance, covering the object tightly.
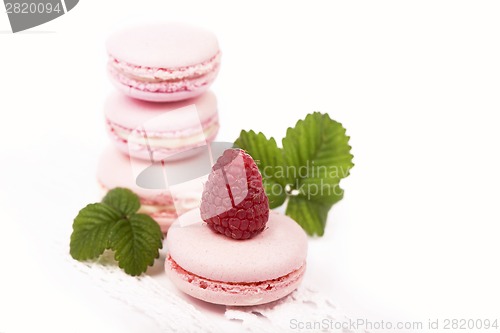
[1,1,500,332]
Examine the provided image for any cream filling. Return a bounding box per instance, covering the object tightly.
[167,255,306,294]
[99,184,201,217]
[140,198,200,217]
[138,203,176,216]
[109,65,218,93]
[108,119,219,150]
[108,52,221,82]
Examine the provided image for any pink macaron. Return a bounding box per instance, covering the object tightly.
[165,209,308,306]
[97,146,207,232]
[104,91,219,162]
[106,23,221,102]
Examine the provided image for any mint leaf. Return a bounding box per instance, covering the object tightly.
[234,130,287,208]
[102,188,140,216]
[70,188,164,276]
[70,203,121,260]
[234,112,354,236]
[110,214,163,276]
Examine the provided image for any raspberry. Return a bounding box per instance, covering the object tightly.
[200,148,269,240]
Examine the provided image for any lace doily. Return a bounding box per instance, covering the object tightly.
[63,243,362,333]
[226,287,366,333]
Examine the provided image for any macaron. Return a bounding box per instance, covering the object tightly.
[104,91,219,162]
[106,23,221,102]
[165,209,308,306]
[97,146,207,232]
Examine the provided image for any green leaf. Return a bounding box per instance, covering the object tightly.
[282,112,353,235]
[296,178,345,205]
[109,214,163,276]
[287,180,345,236]
[70,203,121,260]
[232,112,354,236]
[70,188,164,276]
[235,130,287,208]
[286,197,335,237]
[102,188,141,216]
[282,112,354,186]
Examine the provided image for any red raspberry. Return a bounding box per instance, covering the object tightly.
[200,148,269,240]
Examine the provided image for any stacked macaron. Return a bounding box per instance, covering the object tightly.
[98,23,222,232]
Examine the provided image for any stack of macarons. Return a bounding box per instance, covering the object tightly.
[97,22,222,232]
[97,23,308,307]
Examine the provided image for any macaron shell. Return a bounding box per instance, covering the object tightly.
[151,213,179,232]
[98,181,177,233]
[104,91,218,132]
[106,23,220,68]
[104,91,219,161]
[97,147,206,231]
[165,210,308,283]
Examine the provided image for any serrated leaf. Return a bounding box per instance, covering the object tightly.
[282,112,353,234]
[282,112,354,185]
[102,188,141,216]
[233,112,354,236]
[285,194,342,236]
[109,214,163,276]
[70,203,121,260]
[286,197,330,236]
[234,130,287,208]
[297,178,345,205]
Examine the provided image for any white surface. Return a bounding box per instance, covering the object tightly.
[1,1,500,332]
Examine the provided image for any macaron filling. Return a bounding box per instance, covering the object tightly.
[108,52,221,81]
[137,201,177,219]
[105,113,219,154]
[108,52,221,93]
[99,182,176,215]
[98,183,201,232]
[166,254,306,295]
[141,197,201,222]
